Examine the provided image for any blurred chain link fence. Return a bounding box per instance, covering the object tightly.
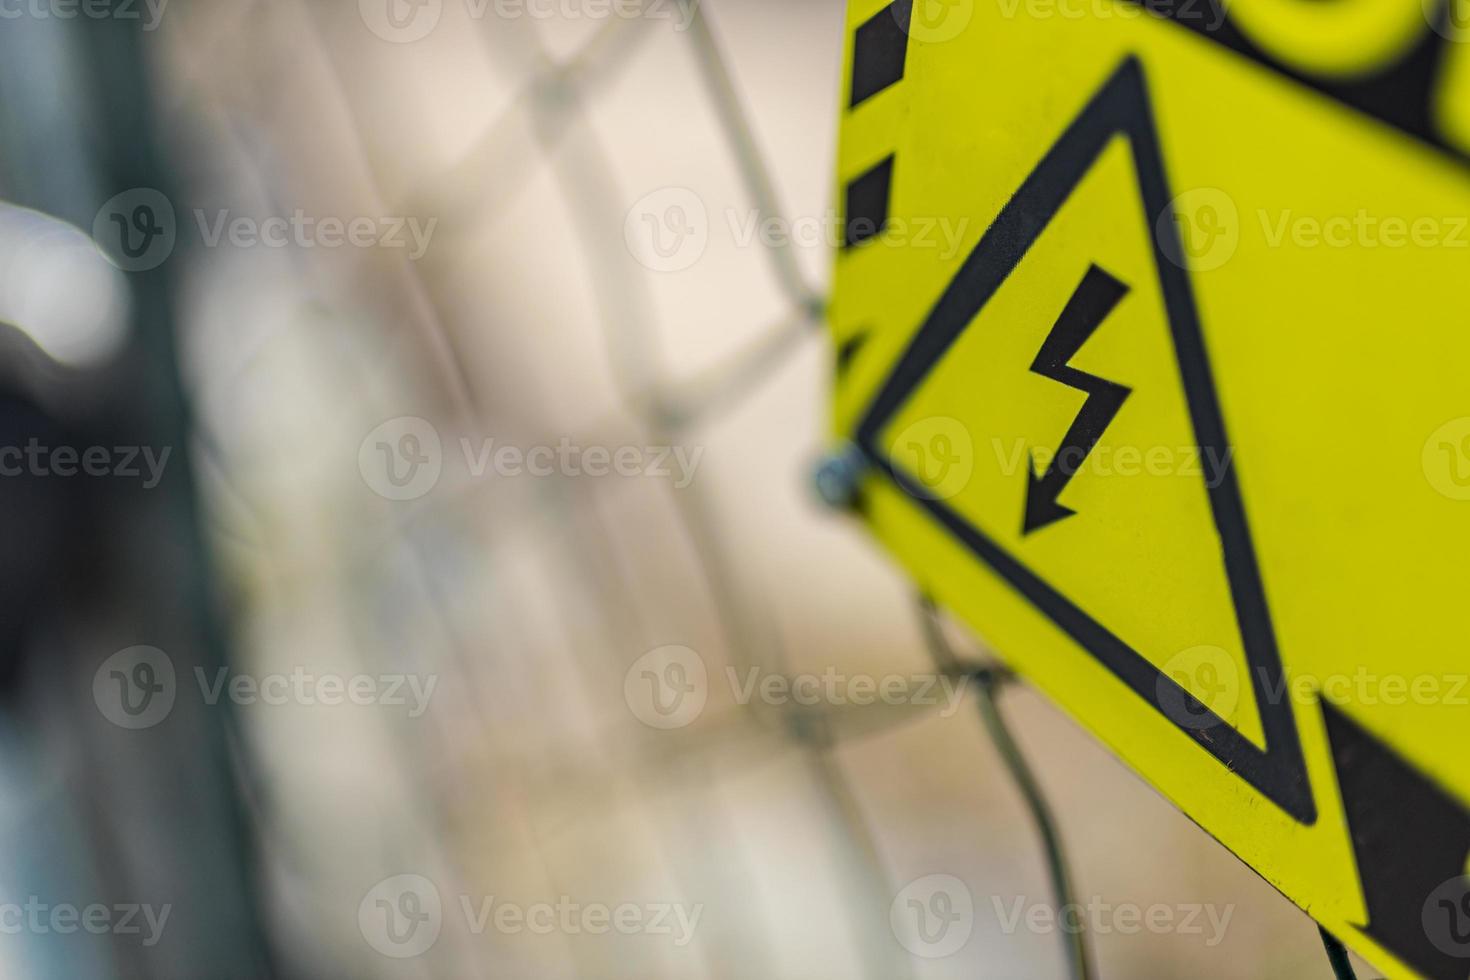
[0,0,1361,977]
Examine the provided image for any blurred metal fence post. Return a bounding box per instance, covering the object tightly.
[0,9,278,978]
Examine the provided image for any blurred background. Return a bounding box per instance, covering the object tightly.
[0,0,1369,976]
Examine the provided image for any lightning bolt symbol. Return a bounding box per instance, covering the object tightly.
[1023,263,1132,535]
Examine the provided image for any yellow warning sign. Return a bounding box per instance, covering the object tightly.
[830,2,1470,977]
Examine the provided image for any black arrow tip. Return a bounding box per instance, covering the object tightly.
[1023,457,1077,535]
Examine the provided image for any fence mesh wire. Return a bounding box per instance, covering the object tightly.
[142,1,1354,976]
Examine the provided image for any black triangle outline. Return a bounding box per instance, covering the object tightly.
[854,56,1316,824]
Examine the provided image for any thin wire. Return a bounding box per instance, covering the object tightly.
[918,597,1095,980]
[680,0,824,315]
[463,11,907,978]
[1319,926,1359,980]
